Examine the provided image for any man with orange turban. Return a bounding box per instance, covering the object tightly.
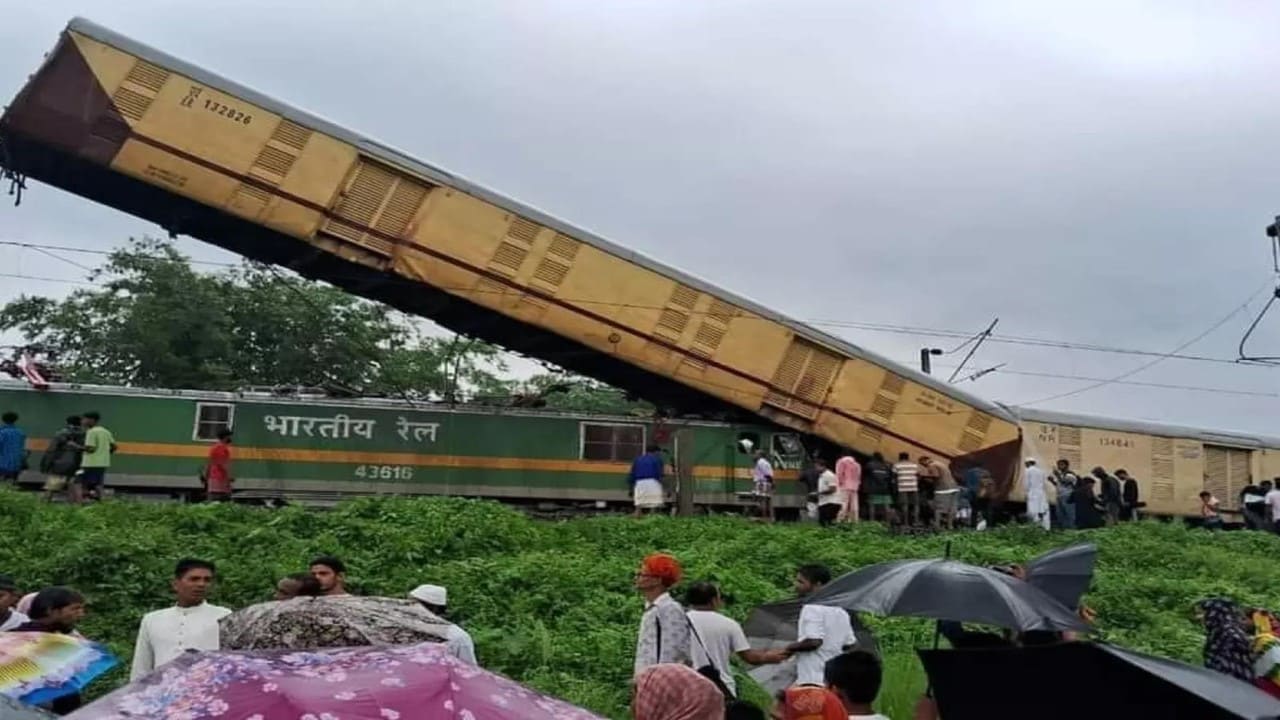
[634,553,691,676]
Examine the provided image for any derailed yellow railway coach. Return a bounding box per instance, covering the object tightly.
[1011,406,1280,518]
[0,19,1023,482]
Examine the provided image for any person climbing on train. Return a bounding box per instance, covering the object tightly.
[752,449,775,522]
[629,445,666,517]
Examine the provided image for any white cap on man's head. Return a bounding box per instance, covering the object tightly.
[409,584,447,606]
[1025,457,1037,464]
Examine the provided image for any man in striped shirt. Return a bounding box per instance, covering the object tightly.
[893,452,921,526]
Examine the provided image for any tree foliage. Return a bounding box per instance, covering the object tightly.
[0,238,510,398]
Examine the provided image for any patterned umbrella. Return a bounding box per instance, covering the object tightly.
[67,642,607,720]
[219,595,452,650]
[0,632,118,707]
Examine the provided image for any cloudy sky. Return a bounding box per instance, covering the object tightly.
[2,1,1279,433]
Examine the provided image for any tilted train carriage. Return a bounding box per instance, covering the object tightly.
[0,380,805,509]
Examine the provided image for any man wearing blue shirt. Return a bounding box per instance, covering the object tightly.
[628,444,665,517]
[0,412,27,483]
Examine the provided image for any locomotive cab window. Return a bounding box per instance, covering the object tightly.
[580,422,645,461]
[193,402,235,441]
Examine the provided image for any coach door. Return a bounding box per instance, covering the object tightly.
[1203,444,1251,507]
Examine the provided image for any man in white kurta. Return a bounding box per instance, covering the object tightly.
[1023,458,1051,530]
[131,559,231,680]
[409,584,478,665]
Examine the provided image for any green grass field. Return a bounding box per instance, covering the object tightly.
[2,491,1276,718]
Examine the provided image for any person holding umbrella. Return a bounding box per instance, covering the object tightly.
[7,587,91,715]
[785,565,856,687]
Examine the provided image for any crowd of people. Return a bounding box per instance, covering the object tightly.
[629,443,1179,533]
[0,555,476,715]
[0,411,118,503]
[632,553,891,720]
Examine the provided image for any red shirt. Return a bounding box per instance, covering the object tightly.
[206,442,232,493]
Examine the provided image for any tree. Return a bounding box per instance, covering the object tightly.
[510,373,653,415]
[0,238,510,398]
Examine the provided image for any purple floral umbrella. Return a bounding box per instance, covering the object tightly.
[66,642,605,720]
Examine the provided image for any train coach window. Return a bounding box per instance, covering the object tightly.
[580,422,645,461]
[737,432,761,454]
[193,402,235,441]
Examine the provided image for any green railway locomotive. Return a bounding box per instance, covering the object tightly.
[0,379,805,509]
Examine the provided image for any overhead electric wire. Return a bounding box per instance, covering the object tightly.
[6,239,1275,372]
[1017,281,1275,407]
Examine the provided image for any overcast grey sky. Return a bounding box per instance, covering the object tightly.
[2,1,1279,433]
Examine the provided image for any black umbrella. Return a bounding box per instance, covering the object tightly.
[919,642,1280,720]
[741,599,879,695]
[807,559,1088,632]
[1023,543,1096,610]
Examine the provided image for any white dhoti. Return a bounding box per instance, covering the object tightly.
[633,478,665,508]
[1027,492,1051,530]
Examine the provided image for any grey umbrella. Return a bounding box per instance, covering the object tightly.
[919,642,1280,720]
[1023,543,1096,610]
[741,599,879,696]
[807,559,1089,632]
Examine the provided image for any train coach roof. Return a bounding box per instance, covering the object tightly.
[0,378,740,427]
[62,17,1015,424]
[1007,405,1280,450]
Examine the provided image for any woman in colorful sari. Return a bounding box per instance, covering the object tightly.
[1250,609,1280,699]
[633,664,725,720]
[1198,598,1254,683]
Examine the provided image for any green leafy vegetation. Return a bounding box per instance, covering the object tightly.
[1,490,1275,718]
